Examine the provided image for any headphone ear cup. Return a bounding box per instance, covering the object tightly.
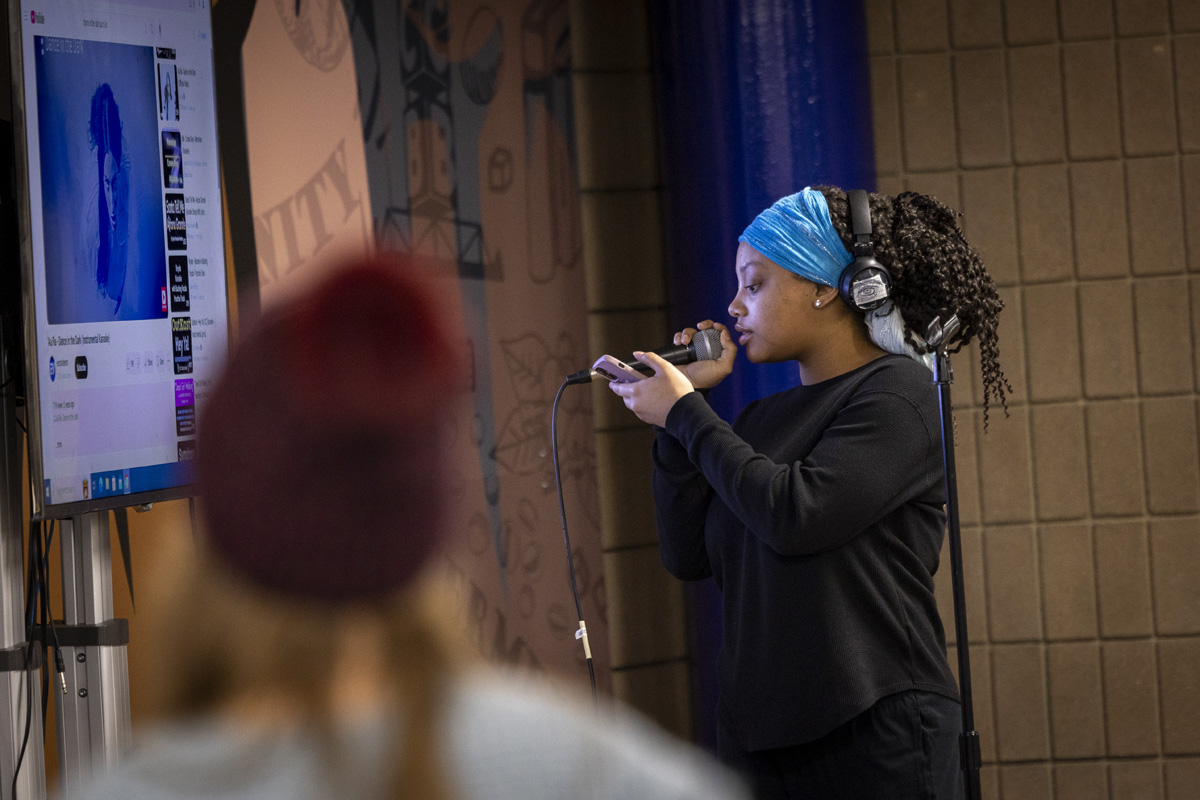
[838,257,893,311]
[838,261,860,307]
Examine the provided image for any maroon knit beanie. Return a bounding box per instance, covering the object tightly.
[197,253,465,602]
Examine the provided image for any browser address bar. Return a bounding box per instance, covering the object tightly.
[76,0,204,14]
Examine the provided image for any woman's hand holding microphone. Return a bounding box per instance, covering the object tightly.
[608,321,736,428]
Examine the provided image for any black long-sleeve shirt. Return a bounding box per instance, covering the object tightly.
[653,354,959,751]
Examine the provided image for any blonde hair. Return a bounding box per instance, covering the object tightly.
[144,535,468,800]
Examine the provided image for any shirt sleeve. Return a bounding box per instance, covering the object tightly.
[650,393,716,581]
[664,387,937,557]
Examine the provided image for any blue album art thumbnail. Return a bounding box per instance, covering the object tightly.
[174,378,194,437]
[157,61,178,122]
[35,36,167,324]
[161,130,182,189]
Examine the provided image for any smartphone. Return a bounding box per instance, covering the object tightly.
[592,354,646,383]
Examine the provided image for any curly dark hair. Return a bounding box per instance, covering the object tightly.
[88,83,122,165]
[816,186,1011,425]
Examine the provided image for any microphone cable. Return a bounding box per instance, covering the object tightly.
[37,520,67,703]
[550,378,597,706]
[549,333,722,706]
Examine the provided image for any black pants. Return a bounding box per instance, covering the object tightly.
[717,690,963,800]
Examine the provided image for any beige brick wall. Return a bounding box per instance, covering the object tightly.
[568,0,693,740]
[873,0,1200,796]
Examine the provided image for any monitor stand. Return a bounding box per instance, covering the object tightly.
[54,512,131,796]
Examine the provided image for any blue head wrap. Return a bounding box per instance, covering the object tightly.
[738,188,853,287]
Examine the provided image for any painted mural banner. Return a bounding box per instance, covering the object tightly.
[235,0,605,689]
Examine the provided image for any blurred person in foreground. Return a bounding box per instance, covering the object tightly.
[76,253,748,800]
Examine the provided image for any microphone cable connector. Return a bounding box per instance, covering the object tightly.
[54,647,66,694]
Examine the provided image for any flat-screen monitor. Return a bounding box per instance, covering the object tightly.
[9,0,228,518]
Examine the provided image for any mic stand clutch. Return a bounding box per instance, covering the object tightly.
[926,315,982,800]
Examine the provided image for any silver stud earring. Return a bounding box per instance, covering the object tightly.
[814,300,821,307]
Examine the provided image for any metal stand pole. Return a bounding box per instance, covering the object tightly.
[0,336,45,800]
[53,513,130,796]
[927,315,982,800]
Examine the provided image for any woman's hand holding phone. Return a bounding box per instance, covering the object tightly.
[592,354,646,383]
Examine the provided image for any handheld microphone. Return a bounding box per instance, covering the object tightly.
[566,328,723,384]
[622,327,723,375]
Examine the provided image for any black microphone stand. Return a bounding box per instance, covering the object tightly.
[926,314,982,800]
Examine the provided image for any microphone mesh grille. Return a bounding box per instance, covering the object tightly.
[694,328,723,361]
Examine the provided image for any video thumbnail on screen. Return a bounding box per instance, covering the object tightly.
[35,37,167,324]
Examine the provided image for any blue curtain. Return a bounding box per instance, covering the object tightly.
[650,0,876,747]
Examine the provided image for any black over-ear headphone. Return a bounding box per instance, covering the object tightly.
[837,189,892,311]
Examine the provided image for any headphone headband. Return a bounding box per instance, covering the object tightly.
[849,190,872,241]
